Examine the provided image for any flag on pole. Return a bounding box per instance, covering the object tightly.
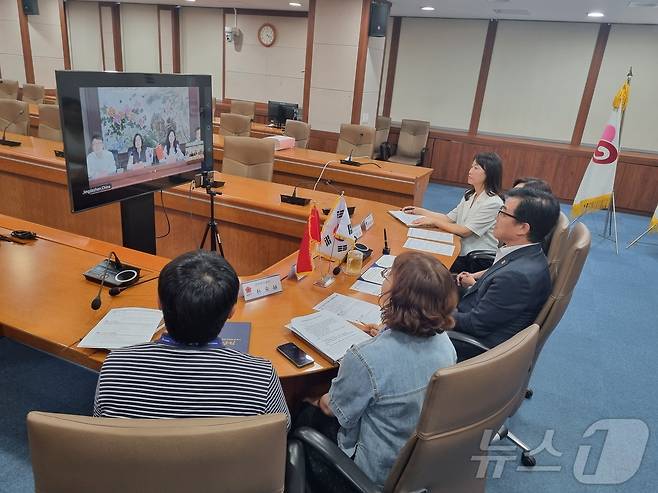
[572,79,630,219]
[295,204,321,279]
[317,194,355,262]
[650,204,658,233]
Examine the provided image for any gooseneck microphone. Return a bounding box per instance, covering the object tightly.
[90,252,115,310]
[1,109,25,147]
[109,275,159,296]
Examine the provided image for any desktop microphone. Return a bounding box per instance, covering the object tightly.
[280,186,311,206]
[109,275,159,296]
[0,109,25,147]
[382,228,390,255]
[90,252,114,310]
[340,137,364,166]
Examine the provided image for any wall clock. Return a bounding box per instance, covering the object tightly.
[258,23,276,47]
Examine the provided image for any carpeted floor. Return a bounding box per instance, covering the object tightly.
[0,182,656,492]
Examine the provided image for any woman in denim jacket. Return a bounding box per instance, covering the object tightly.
[309,251,458,488]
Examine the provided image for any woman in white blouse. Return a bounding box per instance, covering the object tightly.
[403,152,503,273]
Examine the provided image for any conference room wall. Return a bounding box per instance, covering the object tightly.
[360,35,385,126]
[120,4,160,73]
[66,0,103,71]
[479,21,598,142]
[225,13,307,105]
[26,0,65,88]
[390,18,488,131]
[180,7,223,98]
[582,24,658,153]
[377,20,393,116]
[0,0,26,83]
[100,5,115,71]
[159,9,174,74]
[308,0,363,132]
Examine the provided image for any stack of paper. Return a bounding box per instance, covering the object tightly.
[388,210,423,226]
[403,228,455,256]
[314,293,381,325]
[288,311,371,364]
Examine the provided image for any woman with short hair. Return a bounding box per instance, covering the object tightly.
[305,251,458,489]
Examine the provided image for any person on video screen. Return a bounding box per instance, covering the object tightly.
[162,129,185,163]
[86,134,117,180]
[127,133,153,169]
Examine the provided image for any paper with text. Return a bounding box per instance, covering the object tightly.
[408,228,453,244]
[289,311,371,363]
[374,255,396,268]
[403,238,455,256]
[388,210,424,227]
[314,293,382,325]
[350,279,383,296]
[360,266,386,285]
[79,308,163,349]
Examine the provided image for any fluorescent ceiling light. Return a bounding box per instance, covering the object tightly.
[421,6,435,11]
[587,11,605,17]
[289,2,302,6]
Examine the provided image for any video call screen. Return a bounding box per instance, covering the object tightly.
[57,72,213,213]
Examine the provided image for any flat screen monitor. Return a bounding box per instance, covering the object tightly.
[267,100,299,128]
[56,71,213,213]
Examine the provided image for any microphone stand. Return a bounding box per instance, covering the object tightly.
[0,109,25,147]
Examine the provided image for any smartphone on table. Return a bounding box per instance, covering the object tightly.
[277,342,314,368]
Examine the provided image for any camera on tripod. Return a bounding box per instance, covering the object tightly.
[193,170,224,190]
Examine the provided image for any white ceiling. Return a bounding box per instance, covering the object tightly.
[75,0,658,24]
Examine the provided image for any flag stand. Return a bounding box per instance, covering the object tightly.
[601,192,620,254]
[626,224,657,249]
[314,234,338,288]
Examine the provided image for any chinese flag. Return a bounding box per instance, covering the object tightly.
[295,205,321,279]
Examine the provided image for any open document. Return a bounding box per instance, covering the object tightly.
[289,311,371,364]
[408,227,453,244]
[314,293,382,325]
[78,308,163,350]
[388,210,424,226]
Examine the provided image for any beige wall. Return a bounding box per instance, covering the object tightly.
[308,0,363,132]
[27,0,64,87]
[121,4,160,73]
[225,13,307,105]
[180,7,223,98]
[67,0,103,71]
[0,1,26,83]
[583,24,658,153]
[361,35,385,127]
[391,18,487,130]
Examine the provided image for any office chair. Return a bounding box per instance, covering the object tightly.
[448,223,591,465]
[38,104,62,141]
[219,112,251,137]
[547,212,570,283]
[0,79,19,99]
[27,411,288,493]
[382,119,430,166]
[290,325,539,493]
[374,116,391,159]
[284,119,311,149]
[222,136,275,181]
[336,124,375,158]
[22,83,45,104]
[0,99,29,135]
[230,99,256,121]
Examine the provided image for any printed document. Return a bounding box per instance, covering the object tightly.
[79,308,163,349]
[403,238,455,256]
[388,210,424,227]
[314,293,381,325]
[408,227,453,244]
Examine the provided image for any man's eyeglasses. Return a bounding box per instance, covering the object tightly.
[380,267,391,279]
[497,207,520,221]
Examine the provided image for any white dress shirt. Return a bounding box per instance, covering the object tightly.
[493,243,540,265]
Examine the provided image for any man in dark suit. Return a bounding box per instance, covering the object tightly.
[452,187,560,360]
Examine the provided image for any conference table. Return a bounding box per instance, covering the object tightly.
[212,134,432,207]
[212,116,284,138]
[0,201,459,404]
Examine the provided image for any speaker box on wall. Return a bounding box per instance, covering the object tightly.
[23,0,39,15]
[368,0,391,37]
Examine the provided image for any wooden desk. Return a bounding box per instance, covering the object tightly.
[0,133,458,279]
[213,134,432,207]
[0,211,458,403]
[212,117,284,138]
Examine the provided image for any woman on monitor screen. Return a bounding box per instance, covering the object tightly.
[127,133,153,168]
[162,129,185,163]
[86,134,117,180]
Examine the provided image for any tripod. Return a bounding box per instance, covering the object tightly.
[199,181,224,257]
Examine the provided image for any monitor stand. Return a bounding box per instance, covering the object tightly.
[120,193,156,254]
